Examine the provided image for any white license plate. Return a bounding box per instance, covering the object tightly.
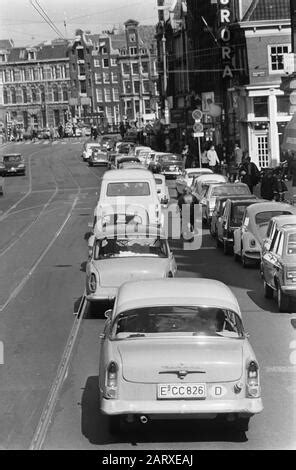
[157,383,207,400]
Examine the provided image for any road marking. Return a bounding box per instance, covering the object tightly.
[30,294,87,450]
[0,191,80,312]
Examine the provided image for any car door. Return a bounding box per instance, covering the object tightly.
[262,230,282,288]
[234,210,248,256]
[217,202,228,242]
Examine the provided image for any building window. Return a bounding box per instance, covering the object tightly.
[11,88,16,104]
[55,67,61,79]
[113,88,119,101]
[54,110,60,126]
[141,61,149,74]
[105,105,112,117]
[4,70,11,82]
[101,46,108,54]
[23,111,28,129]
[3,89,8,104]
[122,63,130,75]
[111,72,118,83]
[23,88,28,103]
[95,72,102,84]
[94,59,100,67]
[31,88,37,102]
[80,80,86,93]
[133,80,140,93]
[129,33,136,43]
[62,89,68,101]
[253,96,268,117]
[111,58,117,66]
[53,87,59,102]
[72,63,76,72]
[79,64,86,76]
[135,99,140,113]
[96,89,103,102]
[124,80,132,93]
[102,58,109,68]
[144,99,151,113]
[28,50,36,60]
[105,88,111,102]
[277,95,290,115]
[77,49,84,60]
[0,53,7,62]
[103,72,110,83]
[143,80,150,93]
[269,45,291,73]
[121,49,127,56]
[132,63,139,75]
[140,48,146,55]
[130,47,137,56]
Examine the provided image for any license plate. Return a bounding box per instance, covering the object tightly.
[157,383,207,400]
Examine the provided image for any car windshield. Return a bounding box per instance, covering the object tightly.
[212,185,249,197]
[3,155,21,162]
[112,306,244,339]
[255,211,292,238]
[107,182,150,197]
[287,233,296,255]
[94,237,167,259]
[231,204,250,227]
[155,178,163,185]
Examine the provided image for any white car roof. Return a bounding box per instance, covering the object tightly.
[196,174,227,183]
[102,169,154,181]
[186,168,213,175]
[116,278,241,315]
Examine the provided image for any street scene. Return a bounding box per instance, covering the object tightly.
[0,0,296,452]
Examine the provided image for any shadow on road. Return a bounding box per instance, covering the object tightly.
[84,301,112,319]
[81,376,248,446]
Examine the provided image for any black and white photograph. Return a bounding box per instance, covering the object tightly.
[0,0,295,453]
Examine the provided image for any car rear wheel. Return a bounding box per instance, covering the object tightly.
[242,255,251,268]
[264,281,273,299]
[234,251,240,262]
[223,240,231,255]
[234,417,250,433]
[277,286,290,312]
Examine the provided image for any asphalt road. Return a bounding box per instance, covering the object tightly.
[0,139,295,450]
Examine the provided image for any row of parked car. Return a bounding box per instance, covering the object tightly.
[76,144,263,436]
[178,168,296,312]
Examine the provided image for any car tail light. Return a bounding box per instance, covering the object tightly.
[249,239,256,248]
[89,273,97,293]
[105,361,118,399]
[246,360,261,398]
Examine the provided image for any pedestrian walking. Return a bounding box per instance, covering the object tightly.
[182,144,189,167]
[58,124,64,139]
[201,149,209,168]
[260,168,274,200]
[119,122,125,140]
[239,156,260,194]
[177,186,199,236]
[206,144,220,172]
[234,142,243,166]
[288,153,296,203]
[272,167,288,202]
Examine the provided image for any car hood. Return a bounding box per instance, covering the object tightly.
[93,257,169,287]
[161,161,183,169]
[117,339,243,383]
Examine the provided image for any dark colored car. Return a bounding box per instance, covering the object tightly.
[1,154,26,176]
[158,154,184,179]
[88,149,109,167]
[216,198,262,255]
[210,194,257,238]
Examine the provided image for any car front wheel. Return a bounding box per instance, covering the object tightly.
[277,286,290,312]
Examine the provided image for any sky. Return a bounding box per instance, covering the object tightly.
[0,0,159,46]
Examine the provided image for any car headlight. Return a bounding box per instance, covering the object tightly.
[18,164,25,168]
[249,239,257,248]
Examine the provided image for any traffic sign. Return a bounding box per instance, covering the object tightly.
[193,132,204,138]
[192,109,203,121]
[193,122,203,132]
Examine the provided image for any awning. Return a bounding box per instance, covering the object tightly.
[282,112,296,151]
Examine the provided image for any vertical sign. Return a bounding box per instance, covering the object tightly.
[218,0,233,79]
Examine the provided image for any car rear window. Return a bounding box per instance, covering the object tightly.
[212,185,250,197]
[112,306,244,338]
[287,233,296,255]
[231,204,249,227]
[155,178,163,185]
[4,155,21,162]
[95,237,167,259]
[107,182,150,197]
[255,211,292,238]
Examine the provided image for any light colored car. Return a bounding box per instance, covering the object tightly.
[194,182,251,225]
[99,278,263,434]
[262,224,296,311]
[95,169,161,227]
[0,175,4,195]
[82,142,101,161]
[233,202,296,267]
[88,149,109,167]
[191,173,228,197]
[176,168,213,196]
[210,195,257,238]
[134,146,152,165]
[86,225,177,302]
[154,174,170,206]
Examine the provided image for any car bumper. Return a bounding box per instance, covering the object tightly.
[244,251,261,261]
[86,287,117,302]
[101,397,263,417]
[162,171,182,178]
[90,161,108,165]
[5,168,25,174]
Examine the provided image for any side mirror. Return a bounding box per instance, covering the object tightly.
[104,309,112,319]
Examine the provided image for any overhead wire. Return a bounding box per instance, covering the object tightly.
[29,0,65,40]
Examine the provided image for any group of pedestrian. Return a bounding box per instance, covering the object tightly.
[200,145,220,171]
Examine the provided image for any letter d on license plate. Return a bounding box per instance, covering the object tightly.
[157,383,207,399]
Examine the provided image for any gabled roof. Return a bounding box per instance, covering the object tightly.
[243,0,290,22]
